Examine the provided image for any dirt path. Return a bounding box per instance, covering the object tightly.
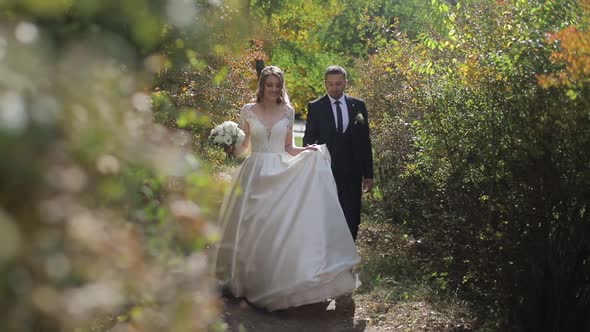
[221,294,382,332]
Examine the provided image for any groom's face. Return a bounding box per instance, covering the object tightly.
[325,73,347,100]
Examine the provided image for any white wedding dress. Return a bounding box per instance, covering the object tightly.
[211,103,360,311]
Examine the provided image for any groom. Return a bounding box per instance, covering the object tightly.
[303,65,374,241]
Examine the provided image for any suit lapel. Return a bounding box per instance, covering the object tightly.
[345,95,355,133]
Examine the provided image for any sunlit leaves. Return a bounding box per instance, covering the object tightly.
[538,26,590,89]
[354,0,590,329]
[213,65,229,84]
[248,0,431,112]
[176,108,210,129]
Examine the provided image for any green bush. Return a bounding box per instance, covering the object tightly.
[354,0,590,330]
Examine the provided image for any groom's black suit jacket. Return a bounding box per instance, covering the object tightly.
[303,94,373,240]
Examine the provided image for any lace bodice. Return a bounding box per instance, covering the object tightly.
[240,103,294,153]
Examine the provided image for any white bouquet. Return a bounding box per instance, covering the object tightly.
[208,121,245,148]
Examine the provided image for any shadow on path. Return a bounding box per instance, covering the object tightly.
[222,294,368,332]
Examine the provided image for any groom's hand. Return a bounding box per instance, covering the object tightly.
[362,178,373,194]
[304,144,319,151]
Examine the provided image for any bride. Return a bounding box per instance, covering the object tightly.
[210,66,360,311]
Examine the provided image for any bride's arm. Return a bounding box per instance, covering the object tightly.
[225,122,251,157]
[285,128,317,156]
[284,105,317,156]
[236,121,251,156]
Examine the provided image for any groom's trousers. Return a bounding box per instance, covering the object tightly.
[331,131,363,241]
[334,172,362,241]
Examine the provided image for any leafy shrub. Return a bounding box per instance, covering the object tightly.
[354,0,590,330]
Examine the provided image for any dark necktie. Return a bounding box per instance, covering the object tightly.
[335,100,343,134]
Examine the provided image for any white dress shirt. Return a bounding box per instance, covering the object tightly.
[328,95,349,133]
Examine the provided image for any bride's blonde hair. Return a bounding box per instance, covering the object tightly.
[254,66,291,105]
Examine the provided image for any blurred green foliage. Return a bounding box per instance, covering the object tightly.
[0,0,248,331]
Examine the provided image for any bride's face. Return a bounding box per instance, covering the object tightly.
[263,75,282,101]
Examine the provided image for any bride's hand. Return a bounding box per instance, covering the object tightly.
[304,144,319,151]
[224,144,236,155]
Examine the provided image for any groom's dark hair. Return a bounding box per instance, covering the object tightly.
[325,65,347,79]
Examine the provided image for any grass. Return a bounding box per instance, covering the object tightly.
[294,136,303,147]
[353,208,475,331]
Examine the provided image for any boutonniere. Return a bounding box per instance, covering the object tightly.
[354,111,364,125]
